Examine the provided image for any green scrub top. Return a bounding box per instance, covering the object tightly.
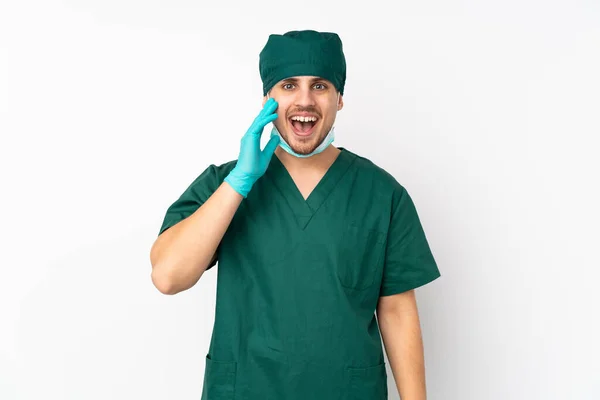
[158,147,440,400]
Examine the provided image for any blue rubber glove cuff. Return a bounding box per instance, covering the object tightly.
[224,167,261,198]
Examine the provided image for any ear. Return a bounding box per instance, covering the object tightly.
[337,94,344,111]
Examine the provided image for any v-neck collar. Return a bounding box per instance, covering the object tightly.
[265,147,356,230]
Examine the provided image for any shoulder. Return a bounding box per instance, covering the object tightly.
[189,159,238,187]
[342,148,407,203]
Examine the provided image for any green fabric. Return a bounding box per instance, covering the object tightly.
[259,30,347,96]
[158,148,441,399]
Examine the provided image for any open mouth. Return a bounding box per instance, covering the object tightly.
[289,116,318,137]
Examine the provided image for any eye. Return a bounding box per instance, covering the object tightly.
[283,83,295,90]
[314,83,327,90]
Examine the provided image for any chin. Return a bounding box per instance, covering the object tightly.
[284,131,325,155]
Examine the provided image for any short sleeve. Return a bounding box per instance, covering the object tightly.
[157,164,222,269]
[380,187,441,296]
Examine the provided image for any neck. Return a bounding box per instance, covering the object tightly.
[274,145,341,172]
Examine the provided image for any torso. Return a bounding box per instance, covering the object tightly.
[203,147,395,400]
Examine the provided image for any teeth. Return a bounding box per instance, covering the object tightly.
[290,116,317,122]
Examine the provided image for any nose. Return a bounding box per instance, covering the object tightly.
[294,86,316,108]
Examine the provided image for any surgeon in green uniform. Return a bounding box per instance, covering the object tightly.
[150,30,441,400]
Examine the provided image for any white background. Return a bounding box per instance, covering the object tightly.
[1,1,599,399]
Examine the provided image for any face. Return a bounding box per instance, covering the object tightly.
[262,76,343,155]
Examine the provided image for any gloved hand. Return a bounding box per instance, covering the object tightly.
[224,97,281,198]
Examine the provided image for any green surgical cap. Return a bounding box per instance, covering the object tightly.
[259,30,346,96]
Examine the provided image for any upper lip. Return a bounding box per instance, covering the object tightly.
[289,113,319,119]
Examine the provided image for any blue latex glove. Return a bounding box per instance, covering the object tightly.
[224,97,281,198]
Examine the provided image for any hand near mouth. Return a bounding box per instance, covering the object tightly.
[223,98,281,198]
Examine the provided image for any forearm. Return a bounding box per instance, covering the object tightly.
[377,295,427,399]
[150,181,243,294]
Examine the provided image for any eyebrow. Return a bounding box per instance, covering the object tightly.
[281,77,327,84]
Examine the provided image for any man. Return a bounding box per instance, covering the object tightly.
[150,30,441,400]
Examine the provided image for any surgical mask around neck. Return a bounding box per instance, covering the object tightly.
[266,92,338,158]
[270,124,335,158]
